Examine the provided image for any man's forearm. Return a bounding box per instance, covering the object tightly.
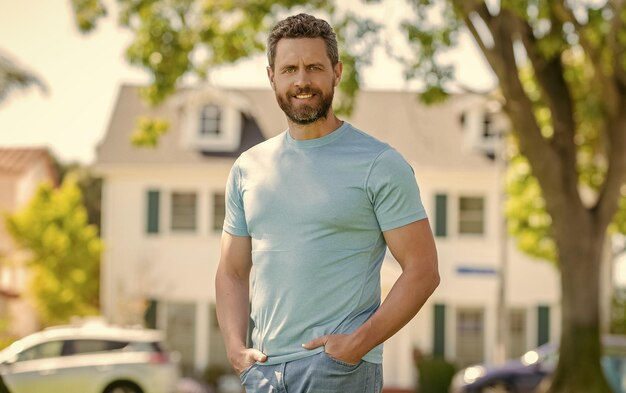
[351,263,439,357]
[215,267,251,357]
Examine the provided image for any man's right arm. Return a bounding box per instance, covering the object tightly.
[215,231,267,374]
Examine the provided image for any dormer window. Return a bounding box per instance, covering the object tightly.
[200,104,221,136]
[482,113,496,139]
[181,98,242,152]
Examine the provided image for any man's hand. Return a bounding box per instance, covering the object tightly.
[302,334,364,365]
[231,348,268,375]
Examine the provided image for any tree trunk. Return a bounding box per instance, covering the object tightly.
[547,217,612,393]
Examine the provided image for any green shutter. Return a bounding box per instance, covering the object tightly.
[435,194,447,237]
[433,304,446,357]
[147,190,160,234]
[537,305,550,346]
[144,299,158,329]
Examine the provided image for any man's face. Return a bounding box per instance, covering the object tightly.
[267,37,342,125]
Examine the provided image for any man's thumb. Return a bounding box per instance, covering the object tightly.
[251,349,268,363]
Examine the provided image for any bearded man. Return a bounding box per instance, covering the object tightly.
[215,13,440,393]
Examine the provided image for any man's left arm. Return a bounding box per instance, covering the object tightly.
[303,218,440,364]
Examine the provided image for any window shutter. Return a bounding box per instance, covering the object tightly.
[147,190,160,234]
[537,305,550,346]
[433,303,446,357]
[144,299,158,329]
[435,194,448,237]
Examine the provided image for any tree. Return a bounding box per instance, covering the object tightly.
[0,50,47,105]
[4,178,102,326]
[70,0,379,144]
[52,158,103,233]
[71,1,626,392]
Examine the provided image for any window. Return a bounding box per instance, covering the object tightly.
[483,113,496,139]
[459,196,485,235]
[17,341,63,362]
[64,340,128,355]
[171,192,197,232]
[165,302,196,375]
[185,101,242,152]
[212,192,225,232]
[507,309,527,358]
[456,308,485,368]
[199,104,221,136]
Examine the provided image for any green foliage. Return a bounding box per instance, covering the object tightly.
[505,40,626,260]
[71,0,381,142]
[400,0,460,104]
[331,11,380,115]
[70,0,107,33]
[131,115,169,147]
[105,0,338,106]
[610,288,626,335]
[0,319,17,351]
[612,189,626,235]
[416,356,457,393]
[505,145,557,263]
[4,178,102,326]
[51,153,103,232]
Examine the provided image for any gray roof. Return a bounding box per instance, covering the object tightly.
[96,84,493,170]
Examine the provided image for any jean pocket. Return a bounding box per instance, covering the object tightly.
[323,351,362,369]
[239,363,255,380]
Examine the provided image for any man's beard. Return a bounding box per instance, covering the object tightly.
[276,87,334,125]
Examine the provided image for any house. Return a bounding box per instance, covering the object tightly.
[0,147,58,339]
[95,84,562,390]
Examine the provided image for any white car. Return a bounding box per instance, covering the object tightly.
[0,320,180,393]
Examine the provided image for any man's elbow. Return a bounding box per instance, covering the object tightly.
[423,256,440,295]
[429,267,441,294]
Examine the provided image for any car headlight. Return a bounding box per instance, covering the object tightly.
[521,350,540,366]
[463,365,486,384]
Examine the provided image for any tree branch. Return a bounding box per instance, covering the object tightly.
[595,108,626,230]
[514,14,579,192]
[608,0,626,91]
[553,0,620,116]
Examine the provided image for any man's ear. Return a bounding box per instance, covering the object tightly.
[334,61,343,86]
[267,66,276,90]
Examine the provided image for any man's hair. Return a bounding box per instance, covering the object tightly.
[267,13,339,69]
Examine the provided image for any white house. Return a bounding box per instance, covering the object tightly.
[95,84,561,390]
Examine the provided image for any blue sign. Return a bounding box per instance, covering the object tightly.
[456,266,498,276]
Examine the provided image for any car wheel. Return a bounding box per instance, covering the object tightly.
[103,381,144,393]
[480,381,514,393]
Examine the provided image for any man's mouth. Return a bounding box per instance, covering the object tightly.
[295,93,314,99]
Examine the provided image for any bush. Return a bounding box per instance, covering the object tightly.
[416,356,457,393]
[202,365,230,389]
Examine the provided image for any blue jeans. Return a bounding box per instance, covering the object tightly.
[239,351,383,393]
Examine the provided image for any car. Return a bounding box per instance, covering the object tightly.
[0,318,180,393]
[450,335,626,393]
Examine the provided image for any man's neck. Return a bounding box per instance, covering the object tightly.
[287,113,343,141]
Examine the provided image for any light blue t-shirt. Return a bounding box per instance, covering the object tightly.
[223,122,427,365]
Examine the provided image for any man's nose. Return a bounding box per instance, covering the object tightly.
[294,69,312,87]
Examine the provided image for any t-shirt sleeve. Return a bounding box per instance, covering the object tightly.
[223,160,250,237]
[366,148,427,232]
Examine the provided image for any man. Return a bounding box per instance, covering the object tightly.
[215,13,439,392]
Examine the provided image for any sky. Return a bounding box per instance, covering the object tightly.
[0,0,496,165]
